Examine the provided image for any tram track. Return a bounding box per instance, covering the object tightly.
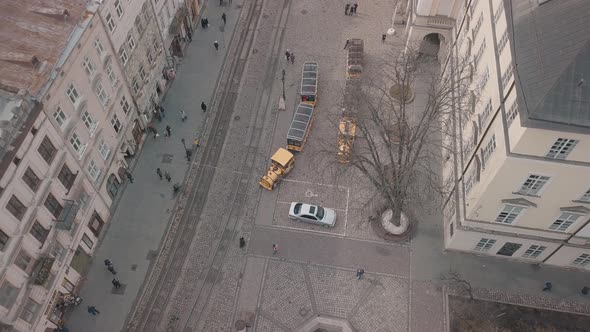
[125,0,264,330]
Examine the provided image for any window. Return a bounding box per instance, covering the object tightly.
[106,61,118,86]
[152,37,161,55]
[498,30,509,54]
[521,245,546,259]
[127,34,136,51]
[472,13,484,40]
[135,17,144,35]
[572,253,590,267]
[82,56,95,76]
[506,101,518,126]
[52,107,67,127]
[579,188,590,202]
[14,250,34,274]
[146,49,154,65]
[502,63,514,89]
[96,81,109,106]
[518,174,550,196]
[119,47,128,65]
[19,298,41,324]
[106,13,116,32]
[132,77,140,94]
[62,278,75,293]
[120,95,131,114]
[495,204,525,224]
[87,160,101,180]
[546,138,578,159]
[93,39,105,56]
[6,195,26,221]
[69,132,86,157]
[30,221,49,245]
[494,3,504,23]
[22,167,41,192]
[479,99,493,128]
[111,114,122,133]
[114,0,123,17]
[98,140,110,160]
[0,230,9,251]
[474,238,496,252]
[0,282,19,310]
[82,233,94,249]
[57,163,75,190]
[549,212,581,232]
[88,212,105,237]
[66,84,80,104]
[139,65,146,81]
[479,66,489,91]
[81,110,97,134]
[473,38,486,70]
[481,135,496,165]
[38,136,57,165]
[464,172,475,194]
[44,193,63,219]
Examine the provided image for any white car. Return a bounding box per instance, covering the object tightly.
[288,202,336,227]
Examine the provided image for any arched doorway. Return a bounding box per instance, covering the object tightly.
[106,174,121,199]
[419,33,442,58]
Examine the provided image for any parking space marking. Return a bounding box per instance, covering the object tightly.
[282,178,350,190]
[276,200,347,212]
[269,223,346,237]
[344,187,350,237]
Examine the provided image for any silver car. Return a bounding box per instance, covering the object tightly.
[288,202,336,227]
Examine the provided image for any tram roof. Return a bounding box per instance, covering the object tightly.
[287,103,315,141]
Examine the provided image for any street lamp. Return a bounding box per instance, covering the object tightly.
[278,69,286,111]
[181,138,192,161]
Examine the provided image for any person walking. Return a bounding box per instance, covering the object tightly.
[214,41,219,52]
[290,52,295,64]
[107,265,117,275]
[222,12,227,25]
[582,286,589,295]
[87,306,100,316]
[164,170,171,182]
[345,3,350,15]
[344,39,350,49]
[165,125,171,137]
[285,49,290,62]
[272,243,279,255]
[239,236,246,248]
[542,282,553,291]
[156,168,163,180]
[382,34,386,43]
[112,278,122,289]
[126,171,134,183]
[356,268,365,280]
[352,3,358,14]
[179,109,187,122]
[104,259,113,268]
[201,101,207,112]
[159,105,166,118]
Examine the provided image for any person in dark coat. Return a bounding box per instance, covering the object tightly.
[345,4,350,15]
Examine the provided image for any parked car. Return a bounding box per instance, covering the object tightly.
[288,202,336,227]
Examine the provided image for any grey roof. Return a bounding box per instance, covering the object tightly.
[509,0,590,128]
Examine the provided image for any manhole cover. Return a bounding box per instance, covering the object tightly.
[299,307,309,316]
[301,9,307,14]
[234,115,240,121]
[305,190,318,198]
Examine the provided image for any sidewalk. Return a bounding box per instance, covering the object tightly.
[65,3,242,332]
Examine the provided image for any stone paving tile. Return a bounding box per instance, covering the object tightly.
[256,314,286,332]
[349,276,410,332]
[411,281,445,332]
[308,265,372,318]
[260,260,314,329]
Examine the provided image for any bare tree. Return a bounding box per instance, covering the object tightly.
[332,45,474,234]
[440,271,474,300]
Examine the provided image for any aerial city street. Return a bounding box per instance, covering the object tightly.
[0,0,590,331]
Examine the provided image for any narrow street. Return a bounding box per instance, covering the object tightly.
[66,0,590,331]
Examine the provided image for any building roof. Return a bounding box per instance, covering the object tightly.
[0,0,87,95]
[509,0,590,128]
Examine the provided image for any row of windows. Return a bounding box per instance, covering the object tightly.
[474,238,590,268]
[495,204,587,232]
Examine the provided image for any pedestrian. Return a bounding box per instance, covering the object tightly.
[165,125,171,137]
[219,0,223,6]
[290,52,295,64]
[153,128,159,139]
[352,3,358,14]
[179,109,187,122]
[582,286,589,295]
[201,101,207,112]
[87,306,100,316]
[194,137,200,148]
[201,18,205,28]
[112,278,122,289]
[164,170,171,182]
[107,265,117,275]
[205,18,209,27]
[344,39,350,49]
[285,49,290,62]
[345,3,350,15]
[104,259,112,267]
[126,171,134,183]
[382,34,386,43]
[356,268,365,280]
[272,243,279,255]
[214,40,219,52]
[187,30,192,42]
[542,282,552,291]
[239,236,246,248]
[222,12,227,25]
[159,105,165,118]
[156,168,163,180]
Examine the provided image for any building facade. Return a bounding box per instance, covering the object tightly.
[0,0,144,330]
[407,0,590,270]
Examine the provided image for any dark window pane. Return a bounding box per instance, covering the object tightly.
[37,137,57,165]
[0,230,9,251]
[30,221,49,245]
[22,167,41,192]
[44,193,63,219]
[57,164,75,190]
[6,195,26,221]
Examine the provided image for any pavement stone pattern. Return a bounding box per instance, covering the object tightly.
[411,281,446,332]
[255,314,286,332]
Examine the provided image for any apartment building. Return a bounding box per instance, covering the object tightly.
[0,0,141,330]
[153,0,198,59]
[407,0,590,269]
